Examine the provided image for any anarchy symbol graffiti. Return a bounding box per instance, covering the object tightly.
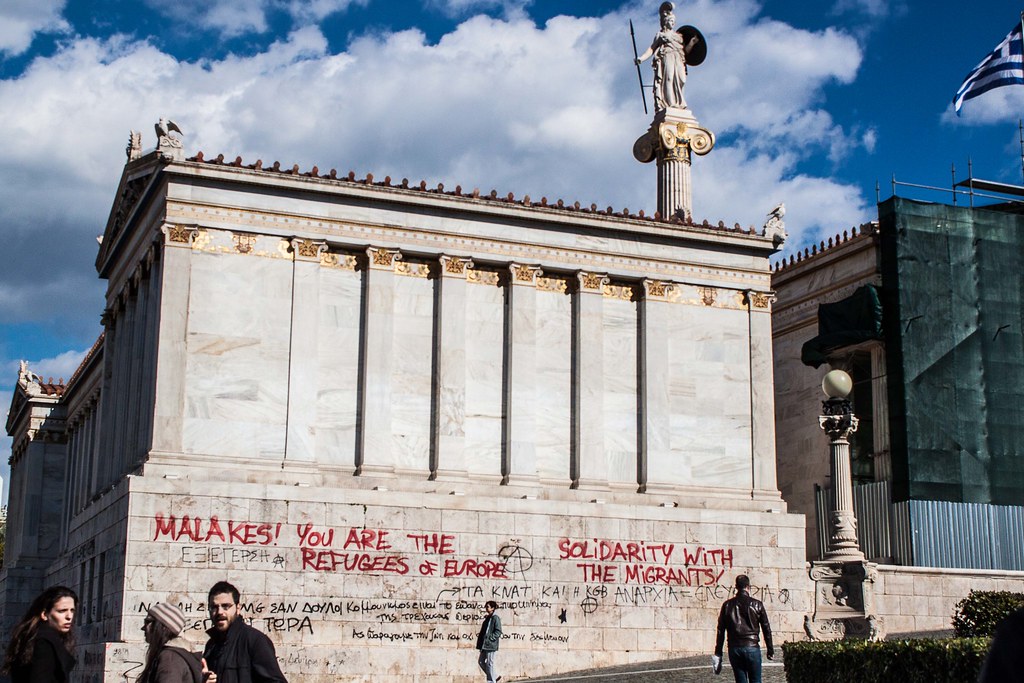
[498,544,534,576]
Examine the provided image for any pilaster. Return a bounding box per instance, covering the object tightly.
[746,290,779,497]
[433,255,474,481]
[357,246,402,476]
[638,279,674,493]
[504,263,542,486]
[285,238,328,463]
[150,224,198,457]
[572,271,609,490]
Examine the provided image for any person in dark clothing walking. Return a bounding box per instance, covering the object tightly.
[203,582,287,683]
[475,600,502,683]
[714,575,774,683]
[2,585,78,683]
[978,606,1024,683]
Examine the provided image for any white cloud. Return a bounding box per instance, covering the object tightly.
[11,348,90,385]
[0,0,69,56]
[943,87,1024,126]
[425,0,532,19]
[0,3,872,333]
[143,0,367,38]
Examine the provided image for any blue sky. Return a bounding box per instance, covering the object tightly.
[2,0,1023,503]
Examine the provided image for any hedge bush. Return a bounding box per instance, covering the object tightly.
[952,590,1024,637]
[782,638,991,683]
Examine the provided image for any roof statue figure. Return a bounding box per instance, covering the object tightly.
[634,2,705,111]
[155,117,185,160]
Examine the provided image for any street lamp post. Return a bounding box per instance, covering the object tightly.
[805,369,882,641]
[819,370,864,561]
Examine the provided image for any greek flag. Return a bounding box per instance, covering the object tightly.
[953,21,1024,115]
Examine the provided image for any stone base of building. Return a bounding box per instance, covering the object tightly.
[56,471,809,682]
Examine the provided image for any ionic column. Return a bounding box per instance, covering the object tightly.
[572,271,609,489]
[657,150,692,222]
[357,247,402,476]
[285,238,327,463]
[639,279,674,493]
[504,263,542,485]
[433,255,474,481]
[633,112,715,220]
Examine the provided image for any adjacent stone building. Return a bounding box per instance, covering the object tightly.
[3,131,807,682]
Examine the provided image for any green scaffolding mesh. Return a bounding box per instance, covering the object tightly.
[879,197,1024,504]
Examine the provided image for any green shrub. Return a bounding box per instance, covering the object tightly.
[952,590,1024,637]
[782,638,990,683]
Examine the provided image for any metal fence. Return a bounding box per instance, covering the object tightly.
[815,481,1024,570]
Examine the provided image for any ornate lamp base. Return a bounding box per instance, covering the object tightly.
[805,559,885,641]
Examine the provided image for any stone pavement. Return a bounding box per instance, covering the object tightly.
[517,653,787,683]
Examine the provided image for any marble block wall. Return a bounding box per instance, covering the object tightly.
[69,475,810,683]
[157,225,778,504]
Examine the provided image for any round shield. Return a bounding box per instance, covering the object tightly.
[678,25,707,66]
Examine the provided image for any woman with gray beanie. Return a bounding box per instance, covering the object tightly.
[138,602,204,683]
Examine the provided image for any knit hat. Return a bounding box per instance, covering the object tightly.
[148,603,186,636]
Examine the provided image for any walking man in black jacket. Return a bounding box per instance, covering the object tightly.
[714,575,774,683]
[203,581,287,683]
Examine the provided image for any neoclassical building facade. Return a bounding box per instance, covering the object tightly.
[3,129,807,681]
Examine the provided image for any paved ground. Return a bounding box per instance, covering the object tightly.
[516,653,787,683]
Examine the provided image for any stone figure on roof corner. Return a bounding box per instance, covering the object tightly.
[155,117,184,159]
[126,130,142,161]
[634,1,706,111]
[763,203,787,248]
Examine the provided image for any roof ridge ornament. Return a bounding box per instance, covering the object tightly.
[155,117,184,160]
[126,130,142,160]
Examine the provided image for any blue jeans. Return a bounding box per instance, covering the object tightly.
[728,646,762,683]
[478,650,497,682]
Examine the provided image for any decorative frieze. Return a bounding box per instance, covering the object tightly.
[602,284,636,301]
[536,276,568,293]
[232,233,257,254]
[320,252,358,270]
[167,201,772,289]
[466,269,500,286]
[395,261,433,278]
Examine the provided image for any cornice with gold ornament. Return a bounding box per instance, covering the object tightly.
[166,201,770,289]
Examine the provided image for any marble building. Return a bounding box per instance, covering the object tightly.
[2,127,809,682]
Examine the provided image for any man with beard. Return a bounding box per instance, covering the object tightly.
[203,582,287,683]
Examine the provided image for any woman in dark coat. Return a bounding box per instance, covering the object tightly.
[2,585,78,683]
[138,602,203,683]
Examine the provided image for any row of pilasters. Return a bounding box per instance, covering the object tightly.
[151,232,778,497]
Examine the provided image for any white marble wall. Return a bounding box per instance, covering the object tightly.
[315,259,361,467]
[665,293,752,489]
[535,278,572,485]
[464,270,504,482]
[103,477,810,683]
[181,235,292,460]
[152,225,783,509]
[603,288,639,489]
[391,261,435,475]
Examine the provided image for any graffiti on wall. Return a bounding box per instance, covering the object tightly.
[143,513,794,645]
